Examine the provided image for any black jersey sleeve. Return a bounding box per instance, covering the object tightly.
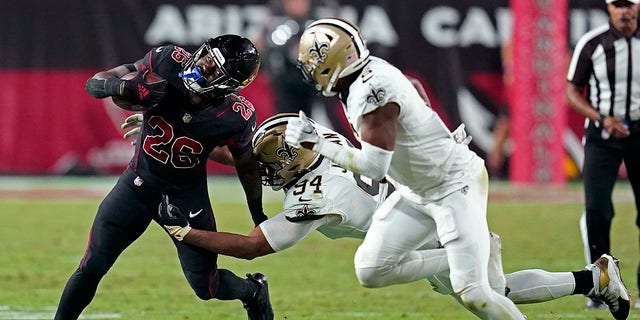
[225,94,258,154]
[140,45,191,88]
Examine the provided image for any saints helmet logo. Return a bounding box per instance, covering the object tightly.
[309,36,330,63]
[276,141,298,161]
[366,86,386,106]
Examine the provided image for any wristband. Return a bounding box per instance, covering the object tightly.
[85,77,123,98]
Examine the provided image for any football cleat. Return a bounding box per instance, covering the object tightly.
[585,297,608,310]
[586,254,630,319]
[243,273,274,320]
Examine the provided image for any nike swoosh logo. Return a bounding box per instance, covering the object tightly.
[155,47,163,52]
[298,197,313,202]
[189,209,203,218]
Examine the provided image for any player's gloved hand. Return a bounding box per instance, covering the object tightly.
[284,110,319,149]
[158,195,192,241]
[452,124,472,145]
[121,70,167,108]
[121,114,143,145]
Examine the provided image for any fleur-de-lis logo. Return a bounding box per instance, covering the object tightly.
[276,141,298,162]
[366,86,386,106]
[286,205,322,222]
[295,205,316,217]
[308,36,330,63]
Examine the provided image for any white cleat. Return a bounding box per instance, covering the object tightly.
[586,254,630,320]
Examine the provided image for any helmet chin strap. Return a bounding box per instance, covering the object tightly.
[322,65,342,97]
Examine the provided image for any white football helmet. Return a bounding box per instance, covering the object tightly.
[252,113,321,190]
[297,18,370,96]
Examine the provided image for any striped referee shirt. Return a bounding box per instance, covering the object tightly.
[567,22,640,122]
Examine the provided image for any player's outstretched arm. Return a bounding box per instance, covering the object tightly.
[158,194,275,259]
[185,228,275,260]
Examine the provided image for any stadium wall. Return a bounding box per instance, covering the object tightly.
[0,0,606,177]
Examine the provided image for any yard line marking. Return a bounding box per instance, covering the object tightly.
[0,306,120,320]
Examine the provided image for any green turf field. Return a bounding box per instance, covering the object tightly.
[0,177,637,319]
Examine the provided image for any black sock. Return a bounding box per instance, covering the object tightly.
[572,270,593,295]
[214,269,257,301]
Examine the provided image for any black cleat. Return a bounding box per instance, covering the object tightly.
[243,273,274,320]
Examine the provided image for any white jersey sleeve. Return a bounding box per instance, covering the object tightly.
[259,158,395,252]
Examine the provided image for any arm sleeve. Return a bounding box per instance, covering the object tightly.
[313,138,393,181]
[259,213,333,252]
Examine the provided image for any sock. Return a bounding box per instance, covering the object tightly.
[214,269,258,301]
[572,270,593,295]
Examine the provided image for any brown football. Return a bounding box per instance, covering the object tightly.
[111,70,164,109]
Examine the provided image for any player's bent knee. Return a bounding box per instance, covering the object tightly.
[192,288,214,300]
[355,265,388,288]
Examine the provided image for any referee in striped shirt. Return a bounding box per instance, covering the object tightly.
[567,0,640,310]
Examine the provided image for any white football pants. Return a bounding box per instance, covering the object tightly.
[354,167,525,320]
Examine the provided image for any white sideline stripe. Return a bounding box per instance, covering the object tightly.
[0,306,120,319]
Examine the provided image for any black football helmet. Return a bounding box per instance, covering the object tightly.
[180,35,260,97]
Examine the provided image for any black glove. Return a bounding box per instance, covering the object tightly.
[158,195,191,241]
[122,70,167,107]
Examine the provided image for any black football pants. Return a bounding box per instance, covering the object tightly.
[582,123,640,290]
[54,169,255,319]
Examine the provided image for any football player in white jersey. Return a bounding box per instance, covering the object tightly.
[283,18,629,319]
[144,113,628,319]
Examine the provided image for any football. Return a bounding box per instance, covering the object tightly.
[111,70,165,110]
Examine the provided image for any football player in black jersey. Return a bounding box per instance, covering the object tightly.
[55,35,273,320]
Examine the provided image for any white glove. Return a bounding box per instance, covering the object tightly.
[284,111,319,148]
[452,124,472,145]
